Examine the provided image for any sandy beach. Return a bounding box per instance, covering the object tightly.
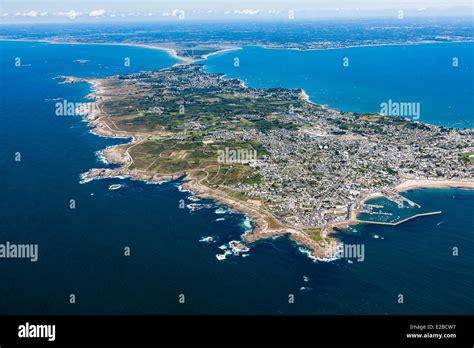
[396,179,474,192]
[198,47,242,60]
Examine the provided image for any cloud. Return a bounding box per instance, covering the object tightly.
[162,9,184,17]
[12,10,47,17]
[234,9,260,15]
[57,10,83,20]
[89,9,106,17]
[25,11,38,17]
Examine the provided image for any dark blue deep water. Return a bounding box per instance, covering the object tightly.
[0,41,473,314]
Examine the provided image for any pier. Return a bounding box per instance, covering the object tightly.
[369,211,393,216]
[382,190,421,208]
[367,204,384,209]
[358,211,442,226]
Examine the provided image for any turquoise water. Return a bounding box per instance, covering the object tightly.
[0,41,473,314]
[203,43,474,127]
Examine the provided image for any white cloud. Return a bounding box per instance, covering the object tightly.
[11,10,49,17]
[57,10,82,20]
[25,10,39,17]
[234,9,260,15]
[89,9,106,17]
[162,9,184,17]
[268,9,281,15]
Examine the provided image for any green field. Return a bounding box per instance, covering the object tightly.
[304,228,324,242]
[458,152,474,164]
[129,138,266,188]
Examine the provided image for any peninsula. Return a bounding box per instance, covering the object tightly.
[63,64,473,260]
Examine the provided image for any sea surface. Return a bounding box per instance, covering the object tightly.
[204,43,474,127]
[0,40,473,314]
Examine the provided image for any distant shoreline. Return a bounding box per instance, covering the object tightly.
[0,38,195,63]
[2,38,473,66]
[197,47,243,61]
[258,39,474,53]
[0,38,242,64]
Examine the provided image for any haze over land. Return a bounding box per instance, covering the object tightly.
[1,0,473,22]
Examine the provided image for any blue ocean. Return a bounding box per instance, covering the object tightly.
[0,40,473,314]
[204,43,474,127]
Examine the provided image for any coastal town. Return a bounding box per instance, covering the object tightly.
[70,64,473,259]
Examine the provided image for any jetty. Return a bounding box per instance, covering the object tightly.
[382,190,421,208]
[358,211,442,226]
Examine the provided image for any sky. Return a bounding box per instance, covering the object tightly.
[1,0,473,23]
